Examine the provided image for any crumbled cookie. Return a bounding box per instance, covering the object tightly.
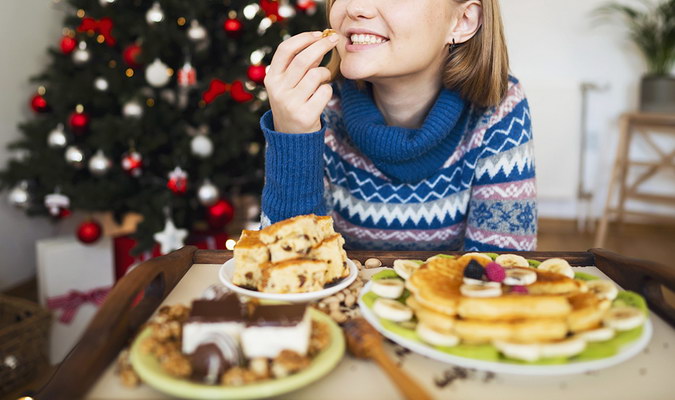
[308,321,331,356]
[221,367,258,386]
[249,357,270,379]
[271,350,310,378]
[161,351,192,378]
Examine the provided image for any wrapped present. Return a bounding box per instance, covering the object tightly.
[113,235,161,280]
[36,237,114,364]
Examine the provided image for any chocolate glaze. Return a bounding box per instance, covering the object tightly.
[246,304,307,327]
[189,333,242,384]
[189,293,245,322]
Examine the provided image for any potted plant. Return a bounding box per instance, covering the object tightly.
[596,0,675,112]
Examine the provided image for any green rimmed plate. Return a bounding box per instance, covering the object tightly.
[130,308,344,399]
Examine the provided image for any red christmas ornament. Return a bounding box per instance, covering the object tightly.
[68,110,90,135]
[207,199,235,229]
[223,18,243,36]
[123,43,142,67]
[30,93,49,113]
[202,79,230,104]
[230,80,254,103]
[121,151,143,177]
[77,220,102,244]
[167,167,188,195]
[60,36,77,54]
[247,64,267,84]
[260,0,283,20]
[296,0,317,12]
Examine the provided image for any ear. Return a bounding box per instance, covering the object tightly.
[447,1,482,45]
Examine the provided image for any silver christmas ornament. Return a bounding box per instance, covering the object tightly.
[99,0,116,5]
[47,124,67,148]
[191,135,213,158]
[197,180,220,207]
[44,191,70,217]
[146,2,164,24]
[187,20,207,41]
[257,17,273,36]
[243,4,260,20]
[89,150,112,176]
[72,41,90,65]
[94,77,109,91]
[145,58,171,87]
[122,100,143,118]
[65,145,85,168]
[278,4,296,18]
[8,181,30,209]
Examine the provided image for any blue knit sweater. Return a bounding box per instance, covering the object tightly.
[260,78,537,251]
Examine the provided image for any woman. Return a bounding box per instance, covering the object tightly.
[260,0,536,251]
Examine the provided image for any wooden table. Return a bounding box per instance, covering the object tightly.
[37,249,675,400]
[595,112,675,247]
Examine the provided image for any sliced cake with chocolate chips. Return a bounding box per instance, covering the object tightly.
[232,230,269,289]
[258,259,327,293]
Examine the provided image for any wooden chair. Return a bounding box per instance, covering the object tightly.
[36,248,675,399]
[595,112,675,247]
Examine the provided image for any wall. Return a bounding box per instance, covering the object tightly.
[502,0,675,219]
[0,1,64,290]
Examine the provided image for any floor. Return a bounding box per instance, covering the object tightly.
[2,218,674,399]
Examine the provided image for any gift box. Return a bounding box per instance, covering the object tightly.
[36,236,114,364]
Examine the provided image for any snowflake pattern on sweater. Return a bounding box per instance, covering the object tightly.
[260,78,537,251]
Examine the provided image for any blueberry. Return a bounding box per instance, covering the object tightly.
[464,260,485,280]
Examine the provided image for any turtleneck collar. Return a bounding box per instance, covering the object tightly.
[340,79,467,183]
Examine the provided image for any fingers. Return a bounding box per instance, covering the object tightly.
[284,36,339,88]
[295,67,332,102]
[267,31,323,77]
[306,83,334,114]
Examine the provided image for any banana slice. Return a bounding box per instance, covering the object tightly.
[540,337,587,358]
[576,327,616,342]
[495,254,530,268]
[493,341,541,362]
[463,277,486,285]
[393,259,422,280]
[603,307,645,331]
[460,282,502,298]
[371,279,405,299]
[373,298,413,322]
[503,268,537,286]
[416,323,460,347]
[538,258,575,279]
[586,280,619,301]
[461,252,493,263]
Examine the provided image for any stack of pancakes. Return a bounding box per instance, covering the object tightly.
[405,255,610,344]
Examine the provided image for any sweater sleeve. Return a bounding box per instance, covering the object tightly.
[464,96,538,251]
[260,110,327,226]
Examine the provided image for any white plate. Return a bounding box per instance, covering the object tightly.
[219,258,358,302]
[358,280,653,376]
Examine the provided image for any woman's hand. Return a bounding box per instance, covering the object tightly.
[264,31,340,134]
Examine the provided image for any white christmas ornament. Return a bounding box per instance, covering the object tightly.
[153,218,188,255]
[146,2,164,24]
[72,41,91,65]
[278,4,296,18]
[145,58,171,87]
[65,146,85,168]
[47,124,67,148]
[94,77,109,91]
[250,49,265,65]
[187,20,207,41]
[191,135,213,158]
[8,181,30,209]
[99,0,116,5]
[123,100,143,118]
[243,4,260,20]
[197,180,220,206]
[257,17,273,35]
[44,192,70,217]
[89,150,112,176]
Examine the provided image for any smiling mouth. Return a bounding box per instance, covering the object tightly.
[349,33,389,45]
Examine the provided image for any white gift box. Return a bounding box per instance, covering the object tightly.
[36,236,114,364]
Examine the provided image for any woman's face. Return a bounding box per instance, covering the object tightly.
[329,0,458,83]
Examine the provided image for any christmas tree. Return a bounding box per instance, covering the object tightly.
[0,0,324,252]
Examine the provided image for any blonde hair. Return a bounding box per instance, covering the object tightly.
[324,0,510,108]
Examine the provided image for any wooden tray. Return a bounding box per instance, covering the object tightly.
[37,248,675,399]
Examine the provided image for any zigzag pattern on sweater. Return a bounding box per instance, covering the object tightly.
[472,179,537,200]
[330,184,471,228]
[466,228,537,251]
[475,142,535,182]
[333,212,465,242]
[325,149,476,204]
[480,102,532,159]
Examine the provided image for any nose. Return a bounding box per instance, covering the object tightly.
[345,0,376,20]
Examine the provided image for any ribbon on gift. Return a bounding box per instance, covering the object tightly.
[47,286,111,324]
[77,17,117,46]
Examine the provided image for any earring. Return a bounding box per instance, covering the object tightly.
[449,38,456,54]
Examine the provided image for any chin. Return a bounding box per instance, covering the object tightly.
[338,62,376,81]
